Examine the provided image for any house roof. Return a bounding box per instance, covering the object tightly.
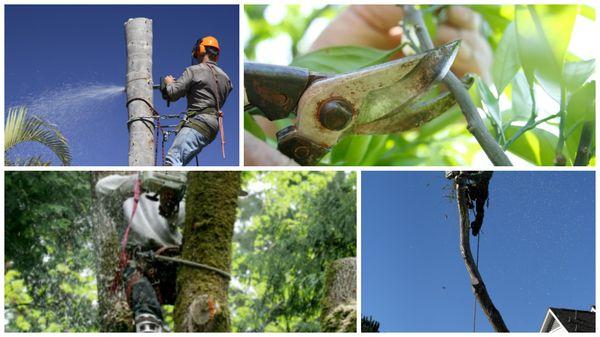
[549,307,595,332]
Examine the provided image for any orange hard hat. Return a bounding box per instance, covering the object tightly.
[200,36,220,52]
[193,36,220,58]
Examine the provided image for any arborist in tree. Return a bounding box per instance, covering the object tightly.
[160,36,233,166]
[96,172,188,332]
[446,171,493,236]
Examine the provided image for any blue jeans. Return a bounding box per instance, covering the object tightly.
[165,126,209,166]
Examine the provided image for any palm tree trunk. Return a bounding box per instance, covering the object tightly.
[174,172,240,331]
[125,18,155,166]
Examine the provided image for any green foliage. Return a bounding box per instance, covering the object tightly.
[244,5,340,60]
[5,106,72,166]
[231,172,356,332]
[4,172,97,332]
[245,4,595,166]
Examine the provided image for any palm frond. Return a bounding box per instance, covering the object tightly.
[5,106,72,166]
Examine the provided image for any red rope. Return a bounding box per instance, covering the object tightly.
[110,178,142,294]
[207,63,226,159]
[218,111,225,159]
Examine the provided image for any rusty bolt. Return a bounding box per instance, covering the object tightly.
[318,99,353,131]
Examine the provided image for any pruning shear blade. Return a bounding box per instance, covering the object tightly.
[296,41,459,147]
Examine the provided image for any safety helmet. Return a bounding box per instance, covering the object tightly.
[192,36,220,60]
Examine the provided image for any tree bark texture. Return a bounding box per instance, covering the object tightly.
[321,257,357,332]
[90,172,133,332]
[174,172,241,332]
[455,184,509,332]
[125,18,155,166]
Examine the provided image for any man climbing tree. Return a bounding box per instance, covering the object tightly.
[445,171,493,236]
[161,36,233,166]
[445,171,508,332]
[95,172,188,332]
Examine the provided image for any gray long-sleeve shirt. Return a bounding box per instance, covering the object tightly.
[166,61,232,139]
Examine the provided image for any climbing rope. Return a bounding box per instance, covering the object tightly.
[110,178,142,294]
[127,65,229,165]
[206,63,226,159]
[126,97,189,165]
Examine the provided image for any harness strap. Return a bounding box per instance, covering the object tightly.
[206,63,226,159]
[111,178,142,294]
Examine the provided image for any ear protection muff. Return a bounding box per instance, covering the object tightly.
[192,38,204,59]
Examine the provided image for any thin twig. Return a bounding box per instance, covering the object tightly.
[403,5,512,166]
[504,113,559,150]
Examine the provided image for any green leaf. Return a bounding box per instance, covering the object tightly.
[505,126,558,165]
[515,5,578,86]
[580,5,595,20]
[341,135,372,165]
[476,79,502,129]
[244,110,267,141]
[360,135,389,165]
[492,22,520,94]
[565,82,595,163]
[290,45,401,74]
[510,71,533,120]
[563,59,595,93]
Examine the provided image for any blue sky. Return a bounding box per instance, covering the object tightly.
[362,171,595,332]
[5,5,239,166]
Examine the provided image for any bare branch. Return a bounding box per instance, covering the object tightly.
[455,184,509,332]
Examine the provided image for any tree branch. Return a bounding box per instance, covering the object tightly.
[455,184,509,332]
[403,5,512,166]
[574,121,594,166]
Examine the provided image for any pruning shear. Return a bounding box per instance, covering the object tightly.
[245,41,461,165]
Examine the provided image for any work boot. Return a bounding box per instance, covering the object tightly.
[135,313,162,333]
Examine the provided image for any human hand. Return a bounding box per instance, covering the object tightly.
[164,75,175,85]
[434,6,492,82]
[310,5,492,81]
[244,131,299,166]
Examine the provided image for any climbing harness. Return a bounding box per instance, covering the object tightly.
[111,178,142,294]
[126,97,192,165]
[126,65,227,165]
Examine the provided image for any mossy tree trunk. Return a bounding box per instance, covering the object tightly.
[321,257,357,332]
[174,172,241,332]
[90,172,133,332]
